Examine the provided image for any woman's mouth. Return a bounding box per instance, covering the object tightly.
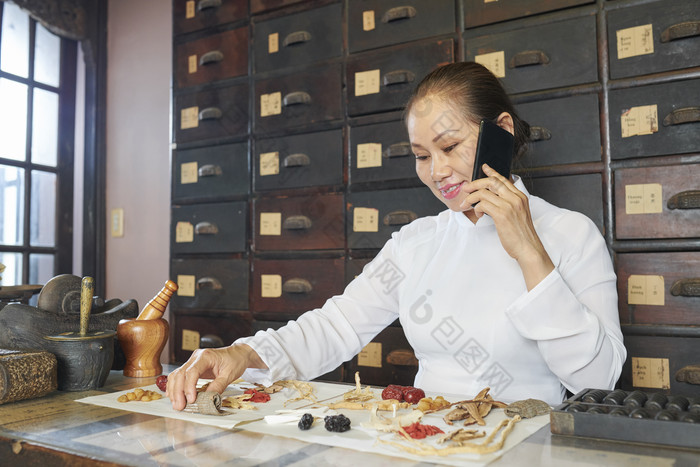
[439,182,464,200]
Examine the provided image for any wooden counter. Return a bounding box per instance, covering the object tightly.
[0,368,697,466]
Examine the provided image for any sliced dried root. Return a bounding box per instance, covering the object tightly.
[222,393,257,411]
[329,399,412,411]
[416,396,452,413]
[443,387,507,426]
[378,415,521,456]
[341,371,375,403]
[276,380,317,406]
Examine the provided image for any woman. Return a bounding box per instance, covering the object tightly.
[167,62,626,409]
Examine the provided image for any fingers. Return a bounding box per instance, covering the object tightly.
[461,164,520,212]
[167,349,208,411]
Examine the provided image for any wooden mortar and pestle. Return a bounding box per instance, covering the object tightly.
[117,280,177,377]
[44,277,115,391]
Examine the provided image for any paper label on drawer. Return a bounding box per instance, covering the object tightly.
[355,69,381,97]
[628,275,665,306]
[261,274,282,298]
[617,24,654,60]
[180,106,199,130]
[357,143,382,168]
[625,183,663,214]
[358,342,382,368]
[621,104,658,138]
[362,10,375,31]
[268,33,279,54]
[632,357,670,389]
[185,1,195,19]
[475,51,505,78]
[175,221,194,243]
[353,207,379,232]
[182,329,200,351]
[188,54,197,74]
[180,161,198,184]
[484,0,498,3]
[177,275,196,297]
[260,212,282,236]
[260,92,282,117]
[259,151,280,176]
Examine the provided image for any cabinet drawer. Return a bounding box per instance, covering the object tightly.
[524,173,604,233]
[345,326,417,387]
[250,258,345,320]
[617,253,700,326]
[172,310,252,364]
[463,0,593,28]
[173,0,248,35]
[253,193,345,251]
[172,201,247,254]
[614,164,700,240]
[348,0,456,54]
[516,94,601,167]
[349,120,417,185]
[465,15,598,94]
[175,27,248,89]
[251,319,343,382]
[254,63,342,134]
[347,187,444,250]
[620,333,700,397]
[250,0,304,15]
[346,39,454,117]
[608,79,700,160]
[253,3,342,73]
[607,0,700,80]
[173,143,249,202]
[254,129,343,191]
[171,258,249,310]
[174,83,248,144]
[345,257,372,286]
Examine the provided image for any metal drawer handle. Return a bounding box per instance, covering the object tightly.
[383,210,417,226]
[662,107,700,126]
[660,21,700,43]
[382,6,416,23]
[195,222,219,235]
[509,50,550,69]
[670,278,700,297]
[675,365,700,385]
[529,126,552,142]
[198,164,222,177]
[283,30,312,47]
[283,153,311,167]
[282,215,313,230]
[199,107,222,121]
[196,277,223,290]
[283,91,311,107]
[282,278,312,294]
[199,50,224,66]
[197,0,222,11]
[667,190,700,210]
[383,70,415,86]
[199,334,225,348]
[386,349,419,366]
[383,142,411,158]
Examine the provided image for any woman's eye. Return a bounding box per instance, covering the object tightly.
[414,154,429,161]
[443,143,458,153]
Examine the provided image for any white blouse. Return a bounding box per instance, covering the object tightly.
[236,178,626,405]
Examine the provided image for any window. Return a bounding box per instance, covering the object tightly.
[0,2,77,287]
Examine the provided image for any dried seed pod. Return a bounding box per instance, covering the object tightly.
[505,399,551,418]
[183,391,230,416]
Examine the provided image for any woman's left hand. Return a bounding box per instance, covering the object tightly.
[460,163,554,290]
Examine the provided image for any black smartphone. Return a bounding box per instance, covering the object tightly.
[471,119,515,182]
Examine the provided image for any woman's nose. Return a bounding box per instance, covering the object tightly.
[431,154,451,180]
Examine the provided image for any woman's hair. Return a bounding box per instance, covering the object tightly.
[405,62,530,159]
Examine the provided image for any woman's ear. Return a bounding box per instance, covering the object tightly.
[496,112,514,136]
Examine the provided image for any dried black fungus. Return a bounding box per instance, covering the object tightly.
[298,413,314,430]
[324,414,351,432]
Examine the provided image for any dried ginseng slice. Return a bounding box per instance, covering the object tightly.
[183,391,231,416]
[505,399,551,418]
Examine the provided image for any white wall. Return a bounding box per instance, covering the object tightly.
[106,0,172,361]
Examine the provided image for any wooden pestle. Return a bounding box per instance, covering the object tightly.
[136,280,178,320]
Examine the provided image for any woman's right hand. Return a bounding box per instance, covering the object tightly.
[166,343,267,410]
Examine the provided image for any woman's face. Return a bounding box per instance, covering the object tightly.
[407,96,481,212]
